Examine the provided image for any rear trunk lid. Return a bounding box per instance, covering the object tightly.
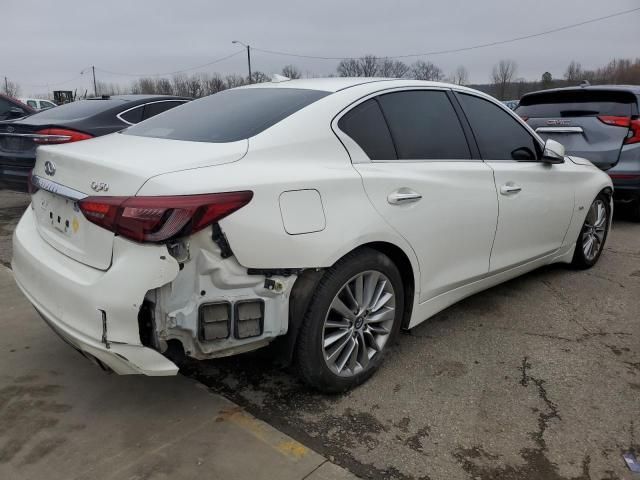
[0,123,42,169]
[517,89,637,170]
[31,133,248,270]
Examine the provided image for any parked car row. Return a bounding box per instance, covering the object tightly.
[11,77,613,392]
[515,85,640,219]
[0,94,189,191]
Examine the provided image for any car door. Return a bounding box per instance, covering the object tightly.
[455,92,574,272]
[337,89,498,302]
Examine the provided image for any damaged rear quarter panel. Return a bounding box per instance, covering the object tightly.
[150,229,296,359]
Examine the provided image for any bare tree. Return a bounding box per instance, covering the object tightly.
[202,73,226,95]
[155,77,174,95]
[410,60,444,81]
[450,65,469,85]
[378,59,409,78]
[337,59,362,77]
[250,71,270,83]
[225,74,246,89]
[358,55,379,77]
[491,59,517,100]
[134,77,157,94]
[564,61,583,83]
[172,74,190,97]
[281,65,302,79]
[3,78,21,97]
[95,81,124,96]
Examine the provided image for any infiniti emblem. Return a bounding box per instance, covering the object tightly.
[44,160,56,176]
[6,126,14,133]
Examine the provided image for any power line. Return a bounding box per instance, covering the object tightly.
[252,6,640,60]
[95,50,244,78]
[18,72,86,89]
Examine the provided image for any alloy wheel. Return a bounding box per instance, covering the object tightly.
[582,199,607,261]
[322,270,396,377]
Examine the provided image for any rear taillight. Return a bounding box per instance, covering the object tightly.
[78,191,253,243]
[608,173,640,180]
[33,128,93,145]
[597,116,640,145]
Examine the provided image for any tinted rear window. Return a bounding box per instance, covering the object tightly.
[516,90,635,118]
[377,90,471,160]
[124,88,330,143]
[27,99,125,121]
[338,99,396,160]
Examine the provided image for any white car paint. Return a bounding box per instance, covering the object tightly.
[12,78,612,376]
[19,98,57,110]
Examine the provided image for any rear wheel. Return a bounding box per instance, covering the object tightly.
[295,248,404,393]
[571,194,610,269]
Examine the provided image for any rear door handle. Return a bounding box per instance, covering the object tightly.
[500,184,522,195]
[387,189,422,205]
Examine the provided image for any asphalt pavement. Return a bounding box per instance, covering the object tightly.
[1,190,639,480]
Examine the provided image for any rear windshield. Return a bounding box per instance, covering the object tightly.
[123,88,330,143]
[516,90,635,118]
[28,99,125,121]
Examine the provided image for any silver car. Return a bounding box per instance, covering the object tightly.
[517,85,640,220]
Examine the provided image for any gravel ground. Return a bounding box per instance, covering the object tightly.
[2,189,639,480]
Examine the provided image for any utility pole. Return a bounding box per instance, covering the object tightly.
[91,66,98,97]
[246,45,252,84]
[232,41,252,84]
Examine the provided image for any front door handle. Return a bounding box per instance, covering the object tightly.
[387,189,422,205]
[500,184,522,195]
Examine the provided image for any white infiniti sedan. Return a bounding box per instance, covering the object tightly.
[12,78,612,392]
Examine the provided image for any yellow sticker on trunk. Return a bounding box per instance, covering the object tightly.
[72,216,79,233]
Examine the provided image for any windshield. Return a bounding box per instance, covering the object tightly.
[124,88,330,143]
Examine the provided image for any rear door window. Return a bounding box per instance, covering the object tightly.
[142,100,187,120]
[125,88,330,143]
[377,90,471,160]
[338,99,396,160]
[458,93,541,161]
[27,100,37,108]
[119,105,144,124]
[516,90,635,118]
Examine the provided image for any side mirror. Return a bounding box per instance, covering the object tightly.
[542,139,565,164]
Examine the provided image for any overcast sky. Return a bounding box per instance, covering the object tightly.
[3,0,639,95]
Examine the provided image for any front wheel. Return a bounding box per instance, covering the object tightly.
[571,194,610,269]
[295,248,404,393]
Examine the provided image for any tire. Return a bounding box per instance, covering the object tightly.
[295,248,404,393]
[571,193,611,269]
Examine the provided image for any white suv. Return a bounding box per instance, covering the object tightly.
[12,78,612,392]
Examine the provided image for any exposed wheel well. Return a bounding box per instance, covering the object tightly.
[274,241,416,365]
[359,242,415,329]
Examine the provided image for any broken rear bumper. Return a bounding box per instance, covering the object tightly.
[12,206,180,375]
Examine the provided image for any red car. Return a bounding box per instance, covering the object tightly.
[0,94,35,121]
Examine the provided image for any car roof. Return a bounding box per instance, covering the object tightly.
[237,77,402,92]
[238,77,488,94]
[84,94,191,102]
